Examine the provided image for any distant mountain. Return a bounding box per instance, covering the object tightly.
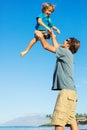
[1,114,50,126]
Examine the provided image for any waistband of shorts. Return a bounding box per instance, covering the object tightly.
[61,89,77,95]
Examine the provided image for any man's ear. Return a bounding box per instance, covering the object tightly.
[67,43,70,48]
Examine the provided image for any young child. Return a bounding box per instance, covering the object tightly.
[20,2,60,56]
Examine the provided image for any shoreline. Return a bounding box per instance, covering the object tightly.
[41,119,87,127]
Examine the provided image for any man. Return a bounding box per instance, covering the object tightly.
[35,30,80,130]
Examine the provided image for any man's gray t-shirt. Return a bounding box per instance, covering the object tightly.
[52,47,76,91]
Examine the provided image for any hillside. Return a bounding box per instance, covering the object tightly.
[1,114,50,126]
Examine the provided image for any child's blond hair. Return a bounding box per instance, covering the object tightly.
[42,2,55,13]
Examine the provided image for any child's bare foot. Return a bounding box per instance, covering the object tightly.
[20,50,28,56]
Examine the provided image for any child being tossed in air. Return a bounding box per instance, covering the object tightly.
[20,2,61,56]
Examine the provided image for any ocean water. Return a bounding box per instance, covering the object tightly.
[0,126,87,130]
[0,125,87,130]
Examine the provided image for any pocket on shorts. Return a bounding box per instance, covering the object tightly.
[67,96,77,102]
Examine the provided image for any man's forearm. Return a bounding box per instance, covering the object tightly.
[35,30,56,53]
[40,37,56,53]
[51,36,60,48]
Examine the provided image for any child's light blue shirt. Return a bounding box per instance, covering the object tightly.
[35,13,53,31]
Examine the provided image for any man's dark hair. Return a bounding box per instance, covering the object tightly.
[67,38,80,54]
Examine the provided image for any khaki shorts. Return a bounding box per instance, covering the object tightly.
[51,89,77,127]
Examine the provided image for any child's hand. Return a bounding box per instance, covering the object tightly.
[56,29,61,34]
[47,28,52,33]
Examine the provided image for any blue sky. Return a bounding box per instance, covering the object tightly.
[0,0,87,123]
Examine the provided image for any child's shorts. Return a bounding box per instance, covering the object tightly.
[43,31,51,39]
[51,89,77,127]
[35,30,51,39]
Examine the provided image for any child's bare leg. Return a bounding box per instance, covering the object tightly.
[20,37,37,56]
[70,122,78,130]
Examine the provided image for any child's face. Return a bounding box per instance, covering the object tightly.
[45,7,53,16]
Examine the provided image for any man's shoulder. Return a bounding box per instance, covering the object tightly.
[56,47,73,58]
[56,47,66,52]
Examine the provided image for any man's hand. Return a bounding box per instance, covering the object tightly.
[47,28,52,33]
[51,31,56,39]
[35,30,43,39]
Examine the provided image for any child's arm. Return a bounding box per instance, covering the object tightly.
[52,26,61,34]
[37,18,52,33]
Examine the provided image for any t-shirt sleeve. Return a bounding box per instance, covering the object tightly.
[56,47,67,58]
[36,13,45,20]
